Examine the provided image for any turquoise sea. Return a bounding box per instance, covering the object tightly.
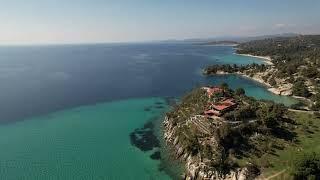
[0,44,298,179]
[0,98,172,180]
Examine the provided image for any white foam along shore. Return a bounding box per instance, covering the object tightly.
[236,53,273,65]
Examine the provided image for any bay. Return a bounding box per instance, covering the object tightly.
[0,44,297,179]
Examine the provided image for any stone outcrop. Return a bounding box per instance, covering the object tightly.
[163,116,256,180]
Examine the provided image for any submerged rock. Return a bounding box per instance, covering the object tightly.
[130,121,160,152]
[150,151,161,160]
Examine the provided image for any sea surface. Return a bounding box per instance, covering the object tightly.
[0,43,297,179]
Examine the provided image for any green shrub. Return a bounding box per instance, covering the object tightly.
[292,152,320,180]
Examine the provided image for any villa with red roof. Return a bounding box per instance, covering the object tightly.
[204,98,237,118]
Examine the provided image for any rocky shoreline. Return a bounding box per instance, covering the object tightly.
[161,85,298,179]
[234,53,295,96]
[163,116,253,180]
[214,70,293,96]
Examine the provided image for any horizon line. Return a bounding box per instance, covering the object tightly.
[0,32,318,47]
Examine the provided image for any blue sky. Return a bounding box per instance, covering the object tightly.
[1,0,319,44]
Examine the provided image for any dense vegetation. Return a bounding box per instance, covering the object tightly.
[292,79,311,97]
[166,84,295,177]
[166,88,209,126]
[237,35,320,78]
[237,35,320,97]
[204,63,268,75]
[235,109,320,179]
[292,152,320,180]
[196,40,239,46]
[205,35,320,109]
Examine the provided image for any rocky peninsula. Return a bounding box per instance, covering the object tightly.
[163,85,292,179]
[162,35,320,179]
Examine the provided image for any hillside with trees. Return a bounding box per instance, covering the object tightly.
[164,84,320,179]
[204,35,320,110]
[163,84,297,179]
[236,35,320,94]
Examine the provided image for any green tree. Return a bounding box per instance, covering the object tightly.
[185,134,200,156]
[269,77,277,86]
[220,83,229,90]
[256,102,287,128]
[235,88,246,96]
[292,152,320,180]
[302,66,319,78]
[209,147,233,177]
[292,80,311,97]
[218,123,232,141]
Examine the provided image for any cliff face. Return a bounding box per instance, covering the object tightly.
[163,116,251,180]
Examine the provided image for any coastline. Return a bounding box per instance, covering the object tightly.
[214,71,292,96]
[215,71,271,90]
[155,111,185,179]
[240,74,291,96]
[211,50,292,97]
[199,44,239,47]
[162,87,274,179]
[235,53,273,65]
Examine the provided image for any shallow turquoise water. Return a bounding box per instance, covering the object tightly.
[0,44,299,179]
[0,98,171,180]
[213,53,267,65]
[204,74,298,106]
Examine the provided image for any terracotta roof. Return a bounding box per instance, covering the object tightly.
[212,104,229,111]
[211,99,236,111]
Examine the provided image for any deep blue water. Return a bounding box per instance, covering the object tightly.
[0,43,295,123]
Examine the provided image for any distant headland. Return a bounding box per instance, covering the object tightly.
[194,41,239,46]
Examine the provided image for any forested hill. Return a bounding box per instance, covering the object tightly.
[237,35,320,56]
[196,40,239,46]
[236,35,320,80]
[236,35,320,110]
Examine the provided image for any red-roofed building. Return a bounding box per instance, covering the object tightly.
[204,98,237,118]
[211,98,236,113]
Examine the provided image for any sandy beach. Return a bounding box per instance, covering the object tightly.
[236,53,273,65]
